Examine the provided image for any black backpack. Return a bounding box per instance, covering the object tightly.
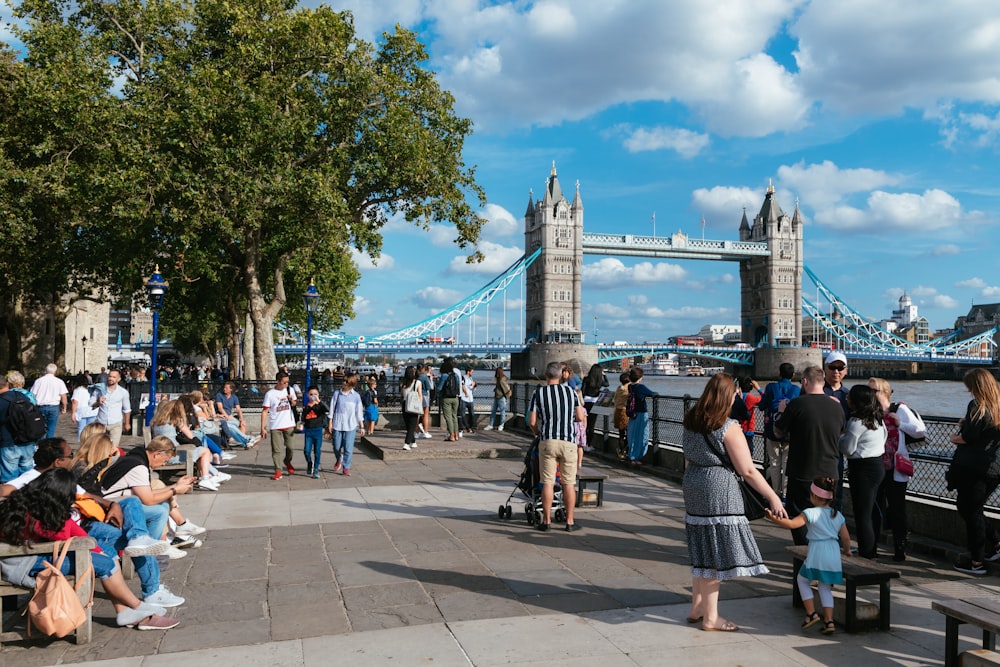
[1,391,47,444]
[441,372,459,399]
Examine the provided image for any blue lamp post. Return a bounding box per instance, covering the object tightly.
[303,281,320,389]
[145,266,168,426]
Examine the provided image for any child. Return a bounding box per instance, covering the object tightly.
[361,377,379,435]
[765,477,852,635]
[301,386,329,479]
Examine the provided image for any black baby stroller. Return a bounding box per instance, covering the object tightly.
[497,436,565,525]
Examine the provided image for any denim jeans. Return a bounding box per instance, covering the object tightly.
[303,427,323,471]
[490,397,507,429]
[333,430,356,469]
[76,415,97,441]
[86,497,161,597]
[0,443,35,482]
[39,404,60,439]
[140,501,170,543]
[32,547,116,580]
[219,418,251,446]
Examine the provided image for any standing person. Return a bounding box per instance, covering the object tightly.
[417,365,433,438]
[436,357,462,442]
[70,375,99,441]
[582,364,608,445]
[528,361,586,532]
[486,367,511,431]
[947,368,1000,575]
[761,362,800,498]
[765,477,851,635]
[838,384,886,559]
[774,366,846,545]
[328,373,364,475]
[737,377,762,456]
[360,376,379,436]
[301,386,329,478]
[625,367,655,466]
[612,372,631,459]
[260,372,297,480]
[823,351,850,510]
[30,363,68,439]
[460,366,477,433]
[682,373,784,632]
[869,377,925,561]
[400,366,423,452]
[0,372,41,482]
[95,369,132,448]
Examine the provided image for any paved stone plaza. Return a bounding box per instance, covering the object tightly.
[3,419,1000,666]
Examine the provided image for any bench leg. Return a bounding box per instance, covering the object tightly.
[845,581,858,633]
[945,616,961,667]
[984,629,996,652]
[595,479,603,507]
[72,547,93,645]
[879,581,891,631]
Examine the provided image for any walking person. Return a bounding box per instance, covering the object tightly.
[528,361,586,532]
[301,386,329,478]
[400,366,423,452]
[869,377,925,561]
[260,372,297,480]
[682,373,785,632]
[838,384,886,559]
[417,365,433,438]
[486,367,511,431]
[460,366,477,433]
[70,374,99,442]
[625,367,655,465]
[30,363,68,439]
[947,368,1000,575]
[94,369,132,448]
[329,372,364,475]
[765,477,851,635]
[437,357,462,442]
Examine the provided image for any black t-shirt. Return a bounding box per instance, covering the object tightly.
[781,393,846,482]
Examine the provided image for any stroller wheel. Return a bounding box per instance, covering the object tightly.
[527,511,536,526]
[533,511,543,526]
[498,505,506,520]
[505,505,513,520]
[554,508,566,523]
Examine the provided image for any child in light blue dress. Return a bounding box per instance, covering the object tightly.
[766,477,852,634]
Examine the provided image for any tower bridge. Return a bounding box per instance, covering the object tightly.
[275,164,997,373]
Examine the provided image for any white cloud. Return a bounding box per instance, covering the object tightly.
[627,295,648,306]
[448,241,522,274]
[984,286,1000,298]
[351,247,395,270]
[480,203,520,240]
[623,126,710,158]
[690,186,761,230]
[353,295,372,314]
[582,258,687,289]
[777,160,901,210]
[413,286,462,310]
[932,244,962,256]
[956,278,987,289]
[814,189,964,232]
[932,294,959,309]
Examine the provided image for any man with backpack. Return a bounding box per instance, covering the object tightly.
[0,371,46,482]
[761,362,801,498]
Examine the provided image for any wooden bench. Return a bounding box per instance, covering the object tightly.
[0,538,96,646]
[786,544,900,632]
[933,597,1000,667]
[575,467,608,508]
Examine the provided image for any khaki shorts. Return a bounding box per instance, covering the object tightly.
[539,438,577,487]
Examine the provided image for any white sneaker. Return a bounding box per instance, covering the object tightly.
[165,546,187,559]
[123,536,171,558]
[458,431,463,438]
[422,432,433,439]
[221,452,237,460]
[143,584,185,608]
[483,425,493,431]
[198,478,220,491]
[213,472,232,482]
[175,521,206,537]
[245,436,260,449]
[403,444,411,451]
[497,425,504,432]
[411,442,418,449]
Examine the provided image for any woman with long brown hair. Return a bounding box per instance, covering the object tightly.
[682,373,785,631]
[948,368,1000,575]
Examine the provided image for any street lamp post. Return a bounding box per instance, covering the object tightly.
[81,336,88,373]
[145,266,168,426]
[593,316,598,345]
[303,281,320,390]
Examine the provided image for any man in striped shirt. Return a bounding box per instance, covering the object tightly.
[529,361,586,532]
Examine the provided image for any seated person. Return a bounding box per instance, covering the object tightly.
[149,400,228,492]
[215,382,259,449]
[0,468,179,629]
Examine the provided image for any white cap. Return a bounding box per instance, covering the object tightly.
[825,351,847,367]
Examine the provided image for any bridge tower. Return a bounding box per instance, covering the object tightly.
[739,183,803,347]
[523,163,584,343]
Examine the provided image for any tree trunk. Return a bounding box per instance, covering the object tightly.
[248,294,277,382]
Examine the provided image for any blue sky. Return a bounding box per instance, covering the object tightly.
[6,1,1000,345]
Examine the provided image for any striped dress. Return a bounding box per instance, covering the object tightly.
[682,420,769,581]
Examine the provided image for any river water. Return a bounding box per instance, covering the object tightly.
[635,376,970,419]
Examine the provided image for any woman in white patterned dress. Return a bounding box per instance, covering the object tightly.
[682,373,786,632]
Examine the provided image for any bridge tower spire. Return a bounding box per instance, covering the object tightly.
[739,183,803,347]
[523,162,584,343]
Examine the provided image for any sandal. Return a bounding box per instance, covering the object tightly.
[801,611,821,630]
[686,615,703,624]
[701,620,739,632]
[821,620,836,635]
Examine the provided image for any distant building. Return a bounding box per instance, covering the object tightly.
[887,293,930,345]
[698,324,741,344]
[954,303,1000,356]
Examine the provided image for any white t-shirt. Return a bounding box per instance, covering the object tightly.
[30,374,68,406]
[262,388,295,430]
[72,386,98,420]
[102,465,152,500]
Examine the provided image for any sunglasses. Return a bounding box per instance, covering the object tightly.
[827,365,846,372]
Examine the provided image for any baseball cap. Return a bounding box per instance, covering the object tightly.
[825,351,847,367]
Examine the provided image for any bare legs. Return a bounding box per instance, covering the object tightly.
[689,576,736,630]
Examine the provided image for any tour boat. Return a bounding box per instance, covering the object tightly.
[685,365,705,377]
[639,354,680,376]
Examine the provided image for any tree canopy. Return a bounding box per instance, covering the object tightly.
[0,0,485,377]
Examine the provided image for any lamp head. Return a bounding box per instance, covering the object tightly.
[145,265,169,310]
[303,280,320,314]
